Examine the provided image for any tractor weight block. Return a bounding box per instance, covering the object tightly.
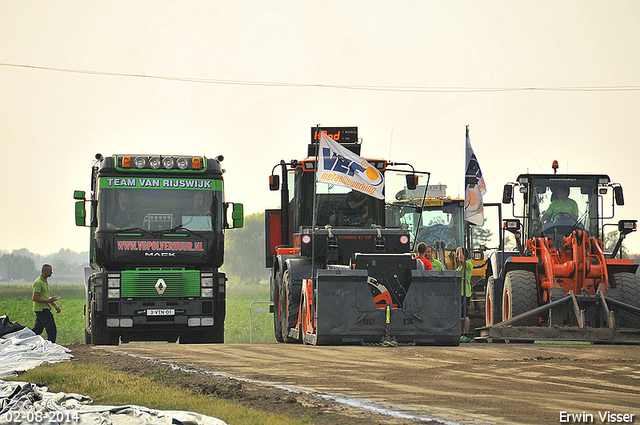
[313,269,460,346]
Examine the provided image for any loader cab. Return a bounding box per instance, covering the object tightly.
[504,173,621,243]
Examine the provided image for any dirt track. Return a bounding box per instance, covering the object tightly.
[72,342,640,425]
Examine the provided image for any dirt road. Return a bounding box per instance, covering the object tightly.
[79,343,640,425]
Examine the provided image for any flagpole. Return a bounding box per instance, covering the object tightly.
[311,125,320,312]
[462,125,469,335]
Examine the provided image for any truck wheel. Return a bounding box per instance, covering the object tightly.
[280,270,300,343]
[212,313,225,343]
[611,272,640,329]
[273,272,284,343]
[91,313,119,345]
[485,276,496,326]
[502,270,538,326]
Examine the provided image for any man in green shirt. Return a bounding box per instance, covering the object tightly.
[542,186,579,222]
[425,245,444,271]
[31,264,60,343]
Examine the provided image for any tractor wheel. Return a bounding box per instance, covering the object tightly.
[280,270,300,343]
[611,272,640,329]
[485,276,497,326]
[272,271,284,343]
[502,270,538,326]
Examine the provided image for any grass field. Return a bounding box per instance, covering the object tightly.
[0,282,276,344]
[12,362,308,425]
[1,283,309,424]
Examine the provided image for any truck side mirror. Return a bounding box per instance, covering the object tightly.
[225,202,244,229]
[406,174,418,191]
[74,190,87,226]
[502,184,513,204]
[75,200,86,226]
[269,174,280,191]
[614,186,624,206]
[232,203,244,229]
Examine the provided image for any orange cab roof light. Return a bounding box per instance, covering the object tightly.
[122,156,131,168]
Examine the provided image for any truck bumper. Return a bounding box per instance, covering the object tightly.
[103,298,216,330]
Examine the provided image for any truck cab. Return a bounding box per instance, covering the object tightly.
[75,153,243,345]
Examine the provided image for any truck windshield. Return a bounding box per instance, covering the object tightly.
[98,187,222,232]
[528,177,598,238]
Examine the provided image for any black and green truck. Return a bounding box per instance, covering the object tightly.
[74,153,243,345]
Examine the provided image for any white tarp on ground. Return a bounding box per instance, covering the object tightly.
[0,328,72,379]
[0,322,227,425]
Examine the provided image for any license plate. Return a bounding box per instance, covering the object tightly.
[147,309,175,316]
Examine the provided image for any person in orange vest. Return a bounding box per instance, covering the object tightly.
[415,242,433,270]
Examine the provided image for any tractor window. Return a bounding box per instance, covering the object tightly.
[416,204,464,250]
[291,166,384,228]
[529,178,597,238]
[386,200,464,250]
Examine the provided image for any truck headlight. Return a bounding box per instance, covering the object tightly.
[201,273,214,287]
[108,289,120,298]
[201,288,213,298]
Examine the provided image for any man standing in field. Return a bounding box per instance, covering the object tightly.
[31,264,60,343]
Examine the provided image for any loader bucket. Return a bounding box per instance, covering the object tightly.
[313,268,461,345]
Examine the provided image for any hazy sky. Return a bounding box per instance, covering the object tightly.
[1,1,640,255]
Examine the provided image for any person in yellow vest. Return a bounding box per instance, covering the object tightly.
[31,264,61,343]
[425,245,444,271]
[456,247,473,342]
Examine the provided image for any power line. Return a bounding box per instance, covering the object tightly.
[2,62,640,93]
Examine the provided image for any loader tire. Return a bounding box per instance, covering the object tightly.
[485,276,497,326]
[502,270,538,326]
[280,270,300,343]
[611,272,640,329]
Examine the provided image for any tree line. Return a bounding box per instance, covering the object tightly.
[1,213,637,285]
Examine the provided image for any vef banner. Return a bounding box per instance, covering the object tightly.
[317,131,384,200]
[464,127,487,226]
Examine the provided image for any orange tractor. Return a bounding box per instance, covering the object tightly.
[480,163,640,342]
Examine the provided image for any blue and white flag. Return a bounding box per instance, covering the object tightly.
[464,127,487,225]
[317,131,384,200]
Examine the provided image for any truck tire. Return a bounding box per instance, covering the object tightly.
[611,272,640,329]
[502,270,538,326]
[91,313,119,345]
[212,308,225,343]
[273,271,284,343]
[485,276,496,326]
[280,270,300,343]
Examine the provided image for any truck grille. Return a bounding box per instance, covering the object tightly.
[120,269,200,298]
